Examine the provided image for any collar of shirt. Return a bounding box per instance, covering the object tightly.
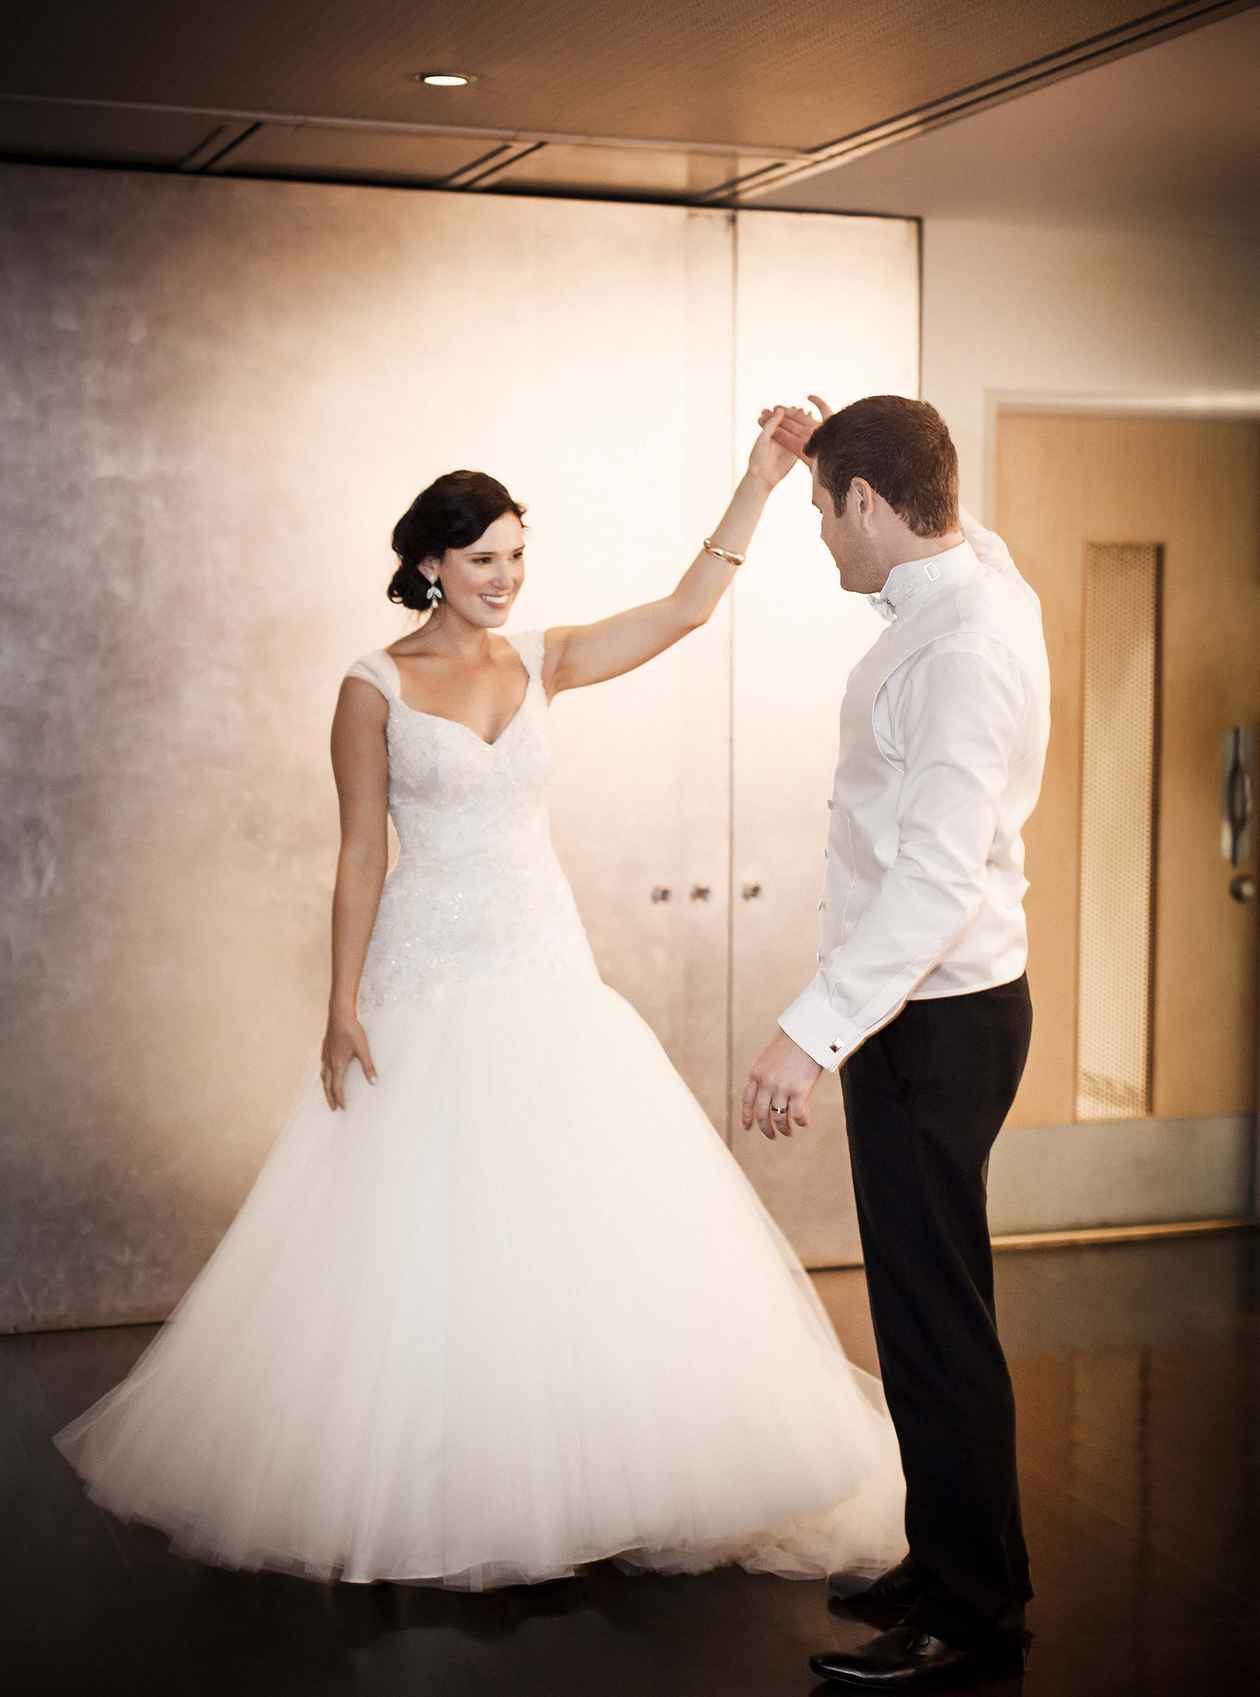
[867,539,978,624]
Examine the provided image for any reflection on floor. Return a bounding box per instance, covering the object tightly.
[5,1232,1258,1696]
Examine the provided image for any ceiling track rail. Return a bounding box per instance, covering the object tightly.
[454,142,547,189]
[181,122,261,173]
[728,0,1258,203]
[0,90,808,168]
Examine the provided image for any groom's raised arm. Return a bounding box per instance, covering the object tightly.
[959,507,1017,574]
[777,642,1028,1071]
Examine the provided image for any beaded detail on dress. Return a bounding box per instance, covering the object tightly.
[343,630,597,1009]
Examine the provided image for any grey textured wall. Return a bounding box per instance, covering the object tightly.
[0,166,406,1329]
[0,165,755,1331]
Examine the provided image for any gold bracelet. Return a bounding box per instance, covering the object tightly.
[703,537,746,567]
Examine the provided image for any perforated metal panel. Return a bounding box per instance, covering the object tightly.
[1076,544,1161,1120]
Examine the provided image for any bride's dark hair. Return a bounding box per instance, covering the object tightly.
[389,471,527,612]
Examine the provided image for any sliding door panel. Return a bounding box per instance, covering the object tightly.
[729,210,920,1266]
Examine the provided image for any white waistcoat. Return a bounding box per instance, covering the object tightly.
[779,533,1051,1070]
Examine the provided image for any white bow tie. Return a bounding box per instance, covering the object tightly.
[869,557,949,625]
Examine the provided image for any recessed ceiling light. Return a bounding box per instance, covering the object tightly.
[414,72,477,88]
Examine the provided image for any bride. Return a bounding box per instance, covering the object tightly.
[53,409,906,1590]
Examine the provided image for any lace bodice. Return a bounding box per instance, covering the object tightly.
[343,629,596,1008]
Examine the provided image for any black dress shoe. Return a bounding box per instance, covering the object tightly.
[809,1620,1030,1688]
[827,1556,925,1618]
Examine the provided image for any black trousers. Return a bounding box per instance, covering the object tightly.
[840,974,1034,1643]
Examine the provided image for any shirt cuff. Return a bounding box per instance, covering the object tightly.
[777,980,860,1072]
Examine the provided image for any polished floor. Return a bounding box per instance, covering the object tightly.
[5,1231,1259,1697]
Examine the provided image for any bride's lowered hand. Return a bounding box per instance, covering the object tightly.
[320,1012,378,1112]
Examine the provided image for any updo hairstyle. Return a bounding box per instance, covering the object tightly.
[388,470,527,612]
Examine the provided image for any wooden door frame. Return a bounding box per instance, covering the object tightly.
[982,388,1260,519]
[989,394,1260,1233]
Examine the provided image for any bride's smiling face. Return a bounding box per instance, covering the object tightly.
[423,512,526,627]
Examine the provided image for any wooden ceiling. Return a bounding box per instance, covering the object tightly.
[1,0,1254,204]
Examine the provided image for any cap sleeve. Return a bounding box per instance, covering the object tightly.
[343,650,397,702]
[509,628,547,678]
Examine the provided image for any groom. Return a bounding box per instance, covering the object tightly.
[742,395,1050,1688]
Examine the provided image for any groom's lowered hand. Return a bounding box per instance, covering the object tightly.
[742,1032,822,1140]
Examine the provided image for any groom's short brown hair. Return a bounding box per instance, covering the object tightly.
[807,396,959,537]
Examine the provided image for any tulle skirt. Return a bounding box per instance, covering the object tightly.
[53,961,906,1588]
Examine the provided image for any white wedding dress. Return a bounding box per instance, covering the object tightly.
[53,629,906,1590]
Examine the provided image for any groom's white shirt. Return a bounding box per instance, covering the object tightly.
[777,509,1051,1072]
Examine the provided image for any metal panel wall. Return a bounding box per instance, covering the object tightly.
[0,165,920,1329]
[728,210,921,1266]
[0,167,742,1330]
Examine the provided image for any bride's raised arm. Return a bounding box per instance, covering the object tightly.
[541,408,796,697]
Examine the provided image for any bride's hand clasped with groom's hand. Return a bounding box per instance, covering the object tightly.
[758,394,833,467]
[746,403,801,491]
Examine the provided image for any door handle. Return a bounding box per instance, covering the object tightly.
[1224,726,1253,868]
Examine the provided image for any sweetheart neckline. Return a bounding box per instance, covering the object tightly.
[379,642,532,750]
